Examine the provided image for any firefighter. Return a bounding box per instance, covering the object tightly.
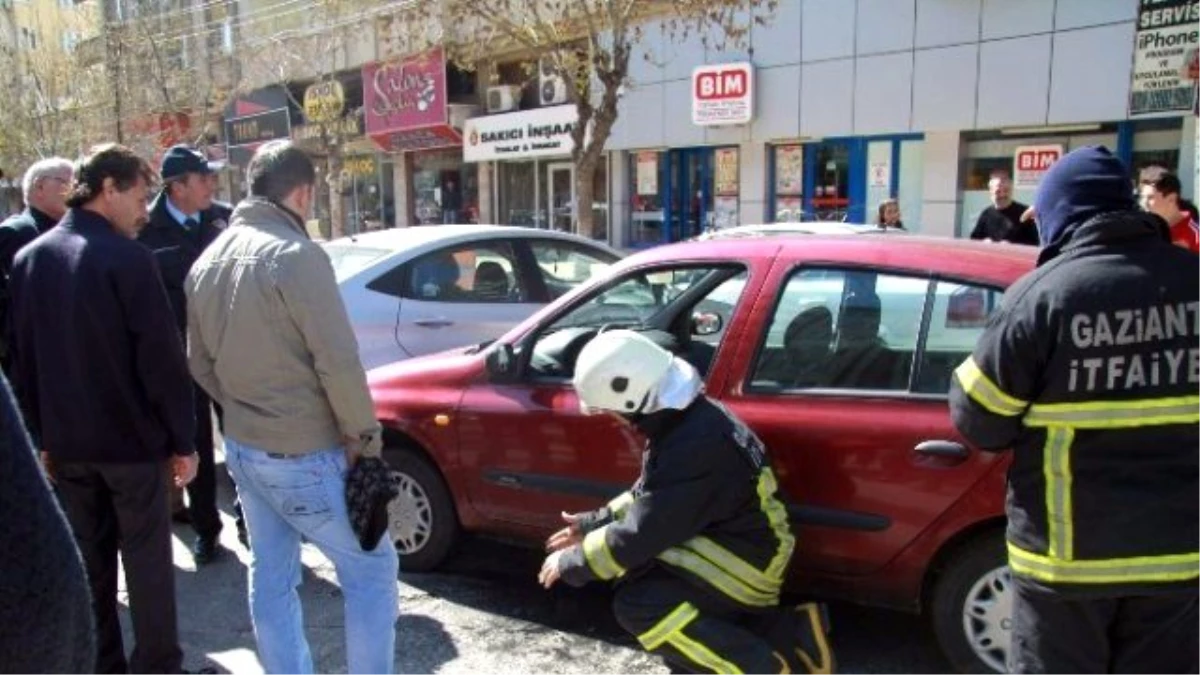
[949,146,1199,673]
[537,330,834,674]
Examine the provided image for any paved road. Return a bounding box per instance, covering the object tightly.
[125,471,950,673]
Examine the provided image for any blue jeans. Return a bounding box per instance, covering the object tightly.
[225,438,400,674]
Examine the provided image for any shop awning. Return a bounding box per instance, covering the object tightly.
[369,124,462,153]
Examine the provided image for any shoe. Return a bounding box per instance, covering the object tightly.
[191,537,222,565]
[791,602,835,674]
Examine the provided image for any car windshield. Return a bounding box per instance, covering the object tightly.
[548,267,726,331]
[323,243,392,282]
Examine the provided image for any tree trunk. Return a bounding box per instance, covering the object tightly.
[327,152,345,239]
[574,155,597,239]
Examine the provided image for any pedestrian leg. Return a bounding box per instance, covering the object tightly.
[1110,590,1198,673]
[224,438,312,675]
[106,461,183,674]
[1009,579,1113,673]
[55,462,128,675]
[613,568,787,674]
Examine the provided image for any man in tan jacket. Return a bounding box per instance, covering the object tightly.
[185,140,398,674]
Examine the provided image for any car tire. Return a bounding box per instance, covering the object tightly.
[930,530,1012,674]
[383,446,459,573]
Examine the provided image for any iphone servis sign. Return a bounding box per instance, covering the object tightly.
[692,62,755,126]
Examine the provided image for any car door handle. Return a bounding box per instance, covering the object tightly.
[414,318,453,328]
[914,440,969,459]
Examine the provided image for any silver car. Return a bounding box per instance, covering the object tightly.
[324,225,621,370]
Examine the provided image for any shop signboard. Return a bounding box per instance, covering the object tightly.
[692,62,754,126]
[1129,0,1199,116]
[364,47,462,152]
[304,80,346,124]
[1013,144,1063,188]
[463,104,581,162]
[224,86,293,166]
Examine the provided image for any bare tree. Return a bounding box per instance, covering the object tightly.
[397,0,777,238]
[0,1,107,173]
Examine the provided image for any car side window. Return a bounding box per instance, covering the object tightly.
[528,240,616,301]
[751,268,926,392]
[914,280,1003,394]
[369,242,528,303]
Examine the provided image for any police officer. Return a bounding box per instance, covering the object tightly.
[949,146,1198,673]
[538,330,834,674]
[139,145,233,565]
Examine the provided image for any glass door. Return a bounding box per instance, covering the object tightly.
[808,141,852,222]
[666,149,713,242]
[547,162,575,232]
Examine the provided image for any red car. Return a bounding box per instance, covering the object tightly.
[369,234,1037,673]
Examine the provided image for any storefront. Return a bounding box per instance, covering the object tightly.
[627,146,740,246]
[364,48,477,227]
[464,104,610,239]
[957,118,1190,237]
[764,135,925,229]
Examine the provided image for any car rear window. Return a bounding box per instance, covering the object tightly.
[323,244,392,282]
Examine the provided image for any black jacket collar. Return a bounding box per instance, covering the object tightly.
[27,207,58,234]
[1037,211,1170,266]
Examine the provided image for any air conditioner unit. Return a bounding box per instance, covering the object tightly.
[486,85,522,114]
[539,58,568,106]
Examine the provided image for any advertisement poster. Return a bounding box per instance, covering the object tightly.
[714,196,740,230]
[1129,0,1200,116]
[636,152,659,196]
[775,145,803,196]
[715,148,739,196]
[869,161,890,188]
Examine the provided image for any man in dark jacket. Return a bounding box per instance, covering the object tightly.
[9,143,198,675]
[138,144,230,564]
[970,172,1038,245]
[539,330,834,674]
[949,146,1198,673]
[0,157,73,372]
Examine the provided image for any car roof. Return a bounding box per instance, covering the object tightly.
[617,233,1038,285]
[701,222,882,239]
[324,225,620,253]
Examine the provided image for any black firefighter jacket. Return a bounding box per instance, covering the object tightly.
[950,211,1199,597]
[557,397,796,609]
[138,194,231,336]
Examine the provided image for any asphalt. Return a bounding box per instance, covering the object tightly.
[116,466,948,674]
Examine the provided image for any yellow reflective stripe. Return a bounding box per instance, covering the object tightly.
[955,358,1028,417]
[683,537,782,596]
[795,603,834,675]
[1025,396,1200,429]
[668,631,743,674]
[658,547,778,606]
[582,526,625,580]
[1008,543,1200,584]
[757,469,796,584]
[607,491,635,517]
[1043,427,1074,560]
[774,652,791,674]
[637,602,698,651]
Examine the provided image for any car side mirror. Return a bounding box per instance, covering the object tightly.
[691,311,723,336]
[485,343,517,382]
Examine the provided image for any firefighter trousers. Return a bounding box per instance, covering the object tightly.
[1011,579,1199,673]
[612,567,834,674]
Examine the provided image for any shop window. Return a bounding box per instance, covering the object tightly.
[772,145,804,222]
[629,151,665,246]
[499,160,541,227]
[1130,118,1184,184]
[411,149,478,225]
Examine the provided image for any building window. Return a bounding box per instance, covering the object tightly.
[410,149,478,225]
[771,144,804,222]
[628,151,664,247]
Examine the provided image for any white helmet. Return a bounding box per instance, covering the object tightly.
[573,330,702,415]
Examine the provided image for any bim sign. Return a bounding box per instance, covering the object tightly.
[692,62,754,126]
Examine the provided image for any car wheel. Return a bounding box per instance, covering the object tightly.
[383,446,459,573]
[930,531,1012,674]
